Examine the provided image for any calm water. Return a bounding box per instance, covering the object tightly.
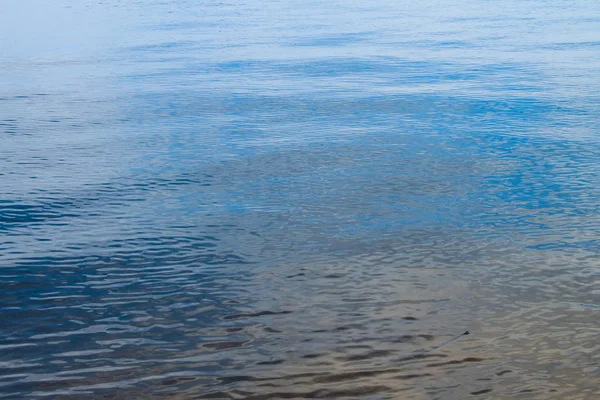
[1,0,600,398]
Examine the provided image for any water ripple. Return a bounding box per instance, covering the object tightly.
[2,0,600,398]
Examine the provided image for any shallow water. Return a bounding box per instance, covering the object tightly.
[1,0,600,398]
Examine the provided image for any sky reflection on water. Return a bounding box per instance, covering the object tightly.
[1,0,600,398]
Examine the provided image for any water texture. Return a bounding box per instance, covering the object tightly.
[1,0,600,398]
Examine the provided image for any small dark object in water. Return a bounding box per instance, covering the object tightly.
[428,330,471,352]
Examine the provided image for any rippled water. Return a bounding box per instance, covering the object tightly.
[2,0,600,398]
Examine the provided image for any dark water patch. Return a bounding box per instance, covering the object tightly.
[256,360,284,365]
[199,385,392,399]
[301,354,322,359]
[217,372,322,385]
[397,353,449,363]
[0,170,215,231]
[471,388,493,395]
[223,311,292,320]
[202,341,249,351]
[426,357,486,368]
[312,368,411,383]
[0,202,79,227]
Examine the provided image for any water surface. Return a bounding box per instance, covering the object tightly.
[1,0,600,398]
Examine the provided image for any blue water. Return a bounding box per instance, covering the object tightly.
[1,0,600,398]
